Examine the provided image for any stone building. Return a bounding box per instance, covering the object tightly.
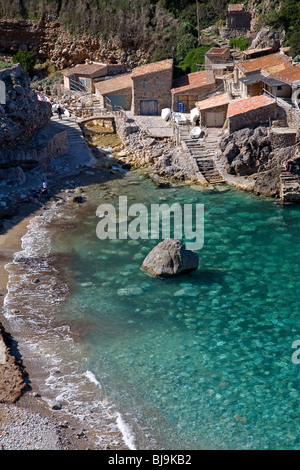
[227,4,251,30]
[226,95,283,133]
[131,59,173,115]
[94,74,132,110]
[234,52,292,98]
[205,47,233,78]
[171,70,216,113]
[195,93,230,127]
[63,62,124,93]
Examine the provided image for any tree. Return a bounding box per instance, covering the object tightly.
[289,31,300,58]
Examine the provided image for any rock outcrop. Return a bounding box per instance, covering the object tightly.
[0,64,52,154]
[0,322,27,403]
[0,18,146,71]
[220,126,299,197]
[142,239,199,278]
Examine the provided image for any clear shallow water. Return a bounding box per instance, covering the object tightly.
[5,171,300,449]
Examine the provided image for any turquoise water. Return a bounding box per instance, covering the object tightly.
[44,173,300,449]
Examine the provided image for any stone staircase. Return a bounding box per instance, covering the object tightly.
[280,169,300,203]
[50,114,95,165]
[179,125,225,184]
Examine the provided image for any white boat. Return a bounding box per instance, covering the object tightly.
[161,108,171,121]
[190,107,200,126]
[173,112,187,124]
[190,126,201,139]
[37,93,52,103]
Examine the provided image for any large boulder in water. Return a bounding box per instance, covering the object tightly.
[141,238,199,278]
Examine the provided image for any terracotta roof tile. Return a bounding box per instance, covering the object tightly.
[206,47,230,56]
[63,62,107,77]
[227,95,275,118]
[196,93,230,110]
[132,59,173,78]
[171,71,215,94]
[94,74,132,94]
[236,52,291,75]
[266,63,300,84]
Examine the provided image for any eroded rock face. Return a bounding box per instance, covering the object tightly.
[220,127,273,177]
[0,322,27,404]
[0,64,52,152]
[142,238,199,278]
[220,126,300,197]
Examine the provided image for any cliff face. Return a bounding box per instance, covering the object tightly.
[0,64,52,153]
[0,18,130,70]
[0,0,179,65]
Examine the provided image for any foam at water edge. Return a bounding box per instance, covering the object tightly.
[116,412,137,450]
[85,369,102,389]
[2,205,138,450]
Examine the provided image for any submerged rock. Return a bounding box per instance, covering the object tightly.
[141,239,199,278]
[149,173,170,188]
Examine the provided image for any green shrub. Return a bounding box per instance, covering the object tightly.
[174,45,212,78]
[12,50,36,76]
[0,61,12,70]
[229,37,251,51]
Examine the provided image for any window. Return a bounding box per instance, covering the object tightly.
[80,78,86,86]
[142,81,148,89]
[277,86,282,91]
[157,81,163,89]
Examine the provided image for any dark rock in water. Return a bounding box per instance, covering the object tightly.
[72,195,84,203]
[142,238,199,278]
[121,163,132,170]
[149,173,170,188]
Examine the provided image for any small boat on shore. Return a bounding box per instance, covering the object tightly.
[190,107,200,126]
[173,112,187,124]
[189,126,202,139]
[161,108,171,121]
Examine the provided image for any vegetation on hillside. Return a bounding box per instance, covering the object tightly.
[0,0,299,73]
[259,0,300,57]
[12,50,36,76]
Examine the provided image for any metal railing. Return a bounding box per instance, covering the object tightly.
[69,77,87,93]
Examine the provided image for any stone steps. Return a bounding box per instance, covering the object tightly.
[179,125,224,184]
[280,169,300,202]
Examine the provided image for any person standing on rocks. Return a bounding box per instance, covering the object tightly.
[57,106,63,120]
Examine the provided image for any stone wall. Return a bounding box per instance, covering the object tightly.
[270,129,298,149]
[228,102,285,133]
[0,125,68,168]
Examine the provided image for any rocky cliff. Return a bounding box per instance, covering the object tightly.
[220,126,299,197]
[0,64,52,157]
[0,18,131,71]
